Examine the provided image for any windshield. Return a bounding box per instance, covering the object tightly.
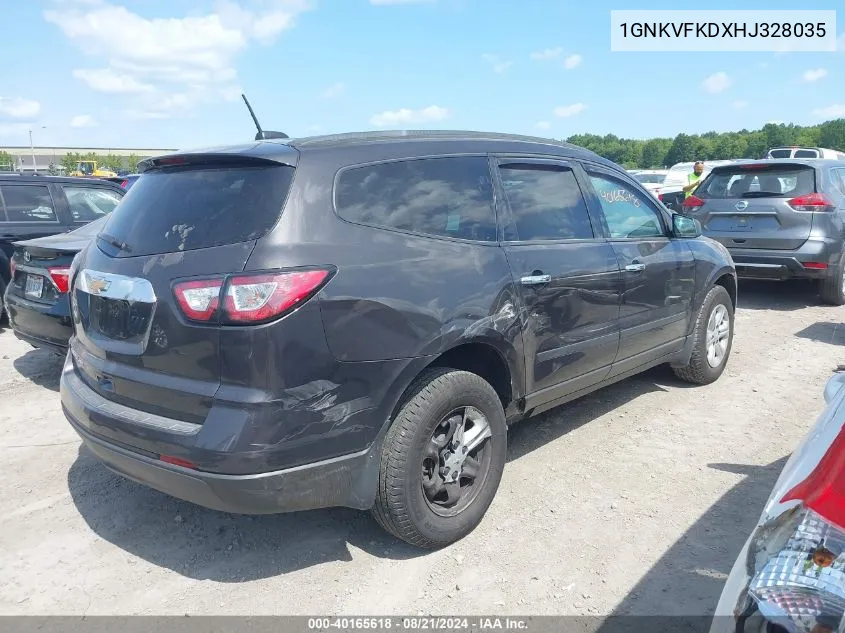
[698,165,816,199]
[634,173,666,184]
[97,163,295,257]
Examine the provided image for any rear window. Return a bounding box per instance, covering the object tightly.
[794,149,818,158]
[698,166,816,199]
[97,164,294,257]
[335,156,497,242]
[767,149,792,158]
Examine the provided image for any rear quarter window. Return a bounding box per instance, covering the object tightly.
[98,164,294,257]
[335,156,497,242]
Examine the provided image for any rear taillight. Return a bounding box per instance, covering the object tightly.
[173,269,332,324]
[173,279,223,321]
[224,270,330,324]
[789,193,835,213]
[683,195,704,212]
[781,424,845,531]
[48,266,71,294]
[120,179,128,188]
[657,193,663,201]
[9,258,16,280]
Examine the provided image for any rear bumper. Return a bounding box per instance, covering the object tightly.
[60,352,381,514]
[727,238,843,280]
[4,291,72,351]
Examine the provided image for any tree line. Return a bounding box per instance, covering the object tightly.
[0,150,142,174]
[565,119,845,169]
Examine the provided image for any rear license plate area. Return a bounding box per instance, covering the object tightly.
[25,274,44,299]
[89,295,153,341]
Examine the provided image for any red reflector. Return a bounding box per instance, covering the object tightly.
[782,424,845,531]
[803,262,829,270]
[120,179,128,188]
[173,279,223,321]
[657,193,664,201]
[789,193,835,213]
[682,195,704,211]
[160,455,197,469]
[48,266,71,293]
[223,269,331,324]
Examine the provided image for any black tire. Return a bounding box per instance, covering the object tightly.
[819,251,845,306]
[372,367,507,549]
[673,285,734,386]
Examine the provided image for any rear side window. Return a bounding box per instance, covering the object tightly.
[62,186,122,222]
[335,156,497,242]
[98,164,294,257]
[831,169,845,196]
[0,184,58,222]
[698,166,816,199]
[794,149,818,158]
[498,164,594,241]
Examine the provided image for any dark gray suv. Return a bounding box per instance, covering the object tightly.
[683,159,845,304]
[60,131,737,548]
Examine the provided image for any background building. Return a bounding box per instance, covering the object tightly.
[0,146,176,174]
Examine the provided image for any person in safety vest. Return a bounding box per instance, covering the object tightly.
[683,161,705,198]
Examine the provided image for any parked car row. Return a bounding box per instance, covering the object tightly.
[2,132,843,633]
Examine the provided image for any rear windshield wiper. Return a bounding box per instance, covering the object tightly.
[98,233,131,253]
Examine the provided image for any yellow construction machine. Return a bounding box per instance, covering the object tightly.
[70,160,118,178]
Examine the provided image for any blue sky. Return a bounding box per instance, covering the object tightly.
[0,0,843,150]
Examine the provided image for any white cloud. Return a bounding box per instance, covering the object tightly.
[72,68,154,94]
[370,105,450,127]
[702,72,731,94]
[322,82,345,99]
[535,121,551,130]
[531,47,562,61]
[732,100,749,109]
[0,96,41,119]
[44,0,312,118]
[553,103,587,118]
[0,122,33,138]
[70,114,97,128]
[481,53,513,74]
[803,68,828,82]
[812,104,845,118]
[563,54,582,70]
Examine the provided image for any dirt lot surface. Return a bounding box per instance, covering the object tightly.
[1,280,843,617]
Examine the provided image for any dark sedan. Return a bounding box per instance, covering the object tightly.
[4,217,106,354]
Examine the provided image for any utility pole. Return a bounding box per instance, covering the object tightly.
[28,126,45,174]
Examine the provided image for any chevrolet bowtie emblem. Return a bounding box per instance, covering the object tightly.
[88,277,111,295]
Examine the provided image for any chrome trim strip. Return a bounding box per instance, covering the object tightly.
[76,268,156,303]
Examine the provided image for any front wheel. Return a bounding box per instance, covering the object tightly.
[673,285,734,385]
[372,368,507,549]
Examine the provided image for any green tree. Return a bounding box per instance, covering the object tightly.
[127,153,141,172]
[0,150,14,172]
[641,138,671,168]
[101,153,124,172]
[665,133,697,165]
[818,119,845,150]
[61,152,82,174]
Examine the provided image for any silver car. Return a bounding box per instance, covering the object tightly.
[711,367,845,633]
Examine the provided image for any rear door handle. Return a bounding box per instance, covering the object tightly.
[520,274,552,286]
[625,263,646,273]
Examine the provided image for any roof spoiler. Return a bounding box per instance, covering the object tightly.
[242,94,288,141]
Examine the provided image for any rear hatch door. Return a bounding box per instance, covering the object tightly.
[691,162,817,250]
[69,151,297,425]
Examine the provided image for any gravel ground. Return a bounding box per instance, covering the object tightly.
[1,280,843,617]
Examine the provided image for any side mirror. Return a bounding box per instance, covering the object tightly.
[673,214,702,238]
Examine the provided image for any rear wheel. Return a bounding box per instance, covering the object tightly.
[372,368,507,549]
[673,285,734,385]
[818,252,845,306]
